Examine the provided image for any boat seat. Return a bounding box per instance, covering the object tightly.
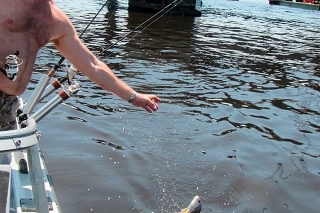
[0,165,11,213]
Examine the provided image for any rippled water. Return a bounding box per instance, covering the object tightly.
[25,0,320,212]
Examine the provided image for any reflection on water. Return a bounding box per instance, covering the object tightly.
[29,0,320,212]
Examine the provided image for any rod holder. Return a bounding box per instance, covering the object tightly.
[38,64,77,103]
[30,82,80,122]
[38,79,63,103]
[24,75,51,115]
[30,90,70,123]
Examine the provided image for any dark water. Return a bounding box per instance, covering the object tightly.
[24,0,320,212]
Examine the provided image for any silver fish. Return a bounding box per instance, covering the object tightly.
[180,195,202,213]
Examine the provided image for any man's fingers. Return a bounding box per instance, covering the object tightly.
[144,106,152,113]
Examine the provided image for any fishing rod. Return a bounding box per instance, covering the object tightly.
[24,0,111,115]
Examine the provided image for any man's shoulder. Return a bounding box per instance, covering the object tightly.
[49,2,76,42]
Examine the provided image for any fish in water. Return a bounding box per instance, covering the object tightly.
[181,195,202,213]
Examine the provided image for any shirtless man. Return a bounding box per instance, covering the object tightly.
[0,0,160,130]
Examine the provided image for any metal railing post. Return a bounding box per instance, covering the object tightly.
[27,145,49,213]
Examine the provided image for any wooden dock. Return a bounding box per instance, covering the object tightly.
[128,0,202,17]
[269,0,320,10]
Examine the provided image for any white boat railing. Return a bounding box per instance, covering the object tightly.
[0,119,38,152]
[0,118,52,213]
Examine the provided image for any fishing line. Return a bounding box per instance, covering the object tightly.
[98,0,185,57]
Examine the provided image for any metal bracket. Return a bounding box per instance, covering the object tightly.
[20,197,53,212]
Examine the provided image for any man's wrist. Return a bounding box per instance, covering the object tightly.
[128,91,137,103]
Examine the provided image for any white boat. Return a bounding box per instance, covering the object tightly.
[0,119,61,213]
[0,54,80,213]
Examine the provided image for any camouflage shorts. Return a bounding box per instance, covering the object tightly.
[0,92,23,131]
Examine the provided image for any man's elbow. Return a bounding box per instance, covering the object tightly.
[14,87,25,96]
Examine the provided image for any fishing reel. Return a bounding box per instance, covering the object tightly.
[4,51,23,81]
[66,80,81,95]
[62,64,81,95]
[66,64,78,84]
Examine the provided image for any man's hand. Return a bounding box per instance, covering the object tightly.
[131,93,160,113]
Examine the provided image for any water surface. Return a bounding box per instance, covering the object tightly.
[26,0,320,212]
